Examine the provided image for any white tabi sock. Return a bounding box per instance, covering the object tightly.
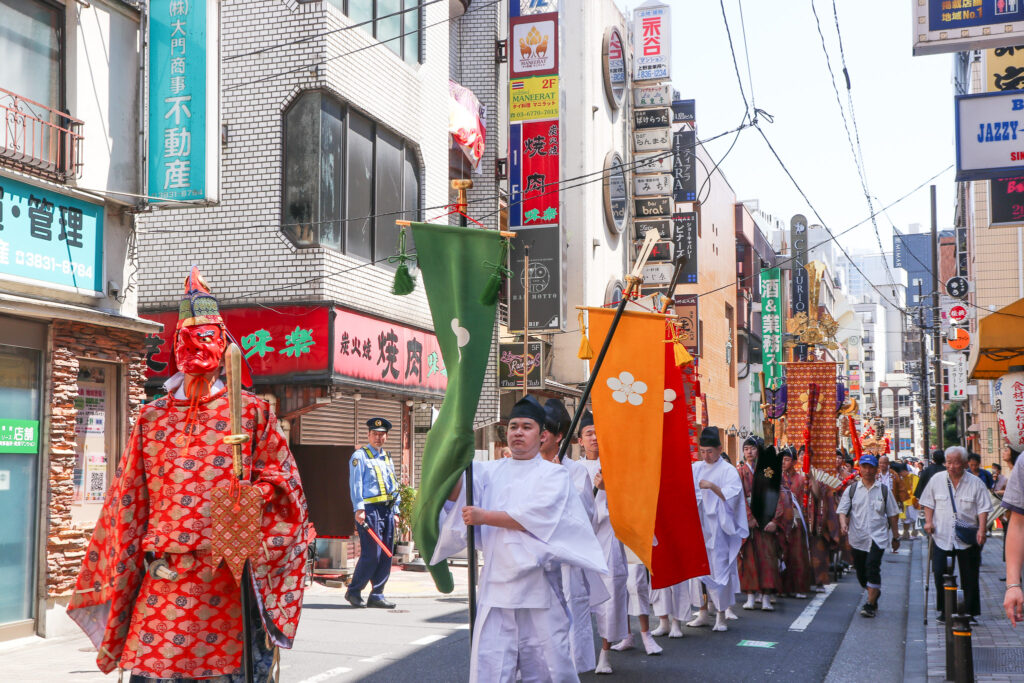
[743,593,756,610]
[686,610,714,628]
[595,649,613,674]
[641,631,664,655]
[668,618,684,638]
[610,633,635,651]
[761,594,774,611]
[712,611,729,632]
[651,616,671,636]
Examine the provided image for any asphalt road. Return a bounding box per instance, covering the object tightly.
[283,566,875,682]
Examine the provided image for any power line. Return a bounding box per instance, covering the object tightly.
[718,0,750,115]
[223,0,446,63]
[225,0,503,92]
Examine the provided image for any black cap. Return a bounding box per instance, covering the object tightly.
[577,410,595,437]
[509,395,546,428]
[543,398,571,438]
[699,426,722,448]
[366,417,392,432]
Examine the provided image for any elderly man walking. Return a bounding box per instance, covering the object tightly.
[837,454,901,617]
[921,446,992,622]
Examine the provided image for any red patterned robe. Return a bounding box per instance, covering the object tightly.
[737,463,783,593]
[804,474,842,586]
[777,479,812,595]
[69,386,314,678]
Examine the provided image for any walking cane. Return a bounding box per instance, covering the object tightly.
[924,535,933,625]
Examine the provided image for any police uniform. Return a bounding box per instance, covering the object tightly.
[346,417,401,608]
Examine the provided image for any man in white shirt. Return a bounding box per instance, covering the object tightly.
[837,454,901,618]
[921,446,992,621]
[433,395,608,682]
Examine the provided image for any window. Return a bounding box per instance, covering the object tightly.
[282,91,421,264]
[1,0,63,113]
[334,0,423,64]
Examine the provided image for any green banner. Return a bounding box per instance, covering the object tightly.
[0,419,40,453]
[409,222,503,593]
[760,268,784,390]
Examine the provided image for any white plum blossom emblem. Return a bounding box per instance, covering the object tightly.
[607,371,647,406]
[664,388,677,413]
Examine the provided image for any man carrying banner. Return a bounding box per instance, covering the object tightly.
[578,411,631,673]
[347,417,401,609]
[431,395,607,682]
[687,426,748,632]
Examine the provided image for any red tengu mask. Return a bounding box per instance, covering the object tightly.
[175,323,226,376]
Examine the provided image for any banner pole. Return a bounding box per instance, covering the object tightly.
[522,245,530,398]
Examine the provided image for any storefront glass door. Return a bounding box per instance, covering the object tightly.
[0,344,40,625]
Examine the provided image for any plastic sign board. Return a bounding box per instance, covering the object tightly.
[634,173,673,196]
[0,175,104,294]
[954,91,1024,182]
[914,1,1024,56]
[946,275,969,299]
[760,268,784,390]
[948,327,970,351]
[147,0,219,202]
[633,83,672,108]
[509,13,558,78]
[949,356,968,402]
[632,2,671,81]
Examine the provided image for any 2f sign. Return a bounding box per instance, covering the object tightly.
[956,91,1024,181]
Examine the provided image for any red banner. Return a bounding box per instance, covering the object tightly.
[520,119,559,225]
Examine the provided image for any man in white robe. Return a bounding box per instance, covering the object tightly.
[686,426,748,632]
[540,399,609,674]
[432,395,608,683]
[578,411,630,674]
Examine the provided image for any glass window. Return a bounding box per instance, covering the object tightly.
[345,0,374,24]
[403,0,421,63]
[346,110,375,261]
[0,0,62,113]
[342,0,423,64]
[376,0,402,55]
[403,147,420,251]
[319,97,345,251]
[283,92,321,247]
[374,127,403,264]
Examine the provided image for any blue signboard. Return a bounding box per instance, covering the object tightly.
[929,0,1024,30]
[0,175,103,293]
[509,122,523,227]
[148,0,209,201]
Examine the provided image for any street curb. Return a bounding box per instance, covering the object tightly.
[903,539,929,682]
[823,543,913,683]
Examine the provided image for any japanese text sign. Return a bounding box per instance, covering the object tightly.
[672,212,698,284]
[510,76,559,122]
[332,308,447,395]
[915,1,1024,56]
[148,0,218,202]
[0,174,103,294]
[0,419,40,453]
[672,127,696,203]
[510,120,560,226]
[674,294,700,356]
[632,2,671,81]
[760,268,784,390]
[633,83,672,108]
[954,90,1024,182]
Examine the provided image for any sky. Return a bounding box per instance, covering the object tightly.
[615,0,958,256]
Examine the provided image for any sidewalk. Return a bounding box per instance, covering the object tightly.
[917,534,1024,682]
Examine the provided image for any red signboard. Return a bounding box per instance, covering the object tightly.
[949,304,968,322]
[520,119,560,224]
[332,308,447,394]
[142,305,447,395]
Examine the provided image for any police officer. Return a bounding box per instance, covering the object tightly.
[346,417,401,608]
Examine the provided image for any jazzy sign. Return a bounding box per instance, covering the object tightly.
[760,267,784,390]
[954,90,1024,181]
[914,1,1024,56]
[148,0,218,202]
[672,127,697,203]
[510,13,559,78]
[989,176,1024,226]
[672,212,698,283]
[499,341,544,389]
[510,76,559,122]
[632,2,671,81]
[0,174,104,294]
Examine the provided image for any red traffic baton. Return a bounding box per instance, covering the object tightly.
[359,520,393,558]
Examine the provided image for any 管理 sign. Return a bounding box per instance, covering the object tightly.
[0,174,104,294]
[955,90,1024,181]
[148,0,219,202]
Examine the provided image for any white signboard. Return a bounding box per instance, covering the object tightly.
[949,355,968,402]
[955,91,1024,182]
[633,128,672,152]
[634,173,673,196]
[633,83,672,108]
[632,2,671,81]
[913,2,1024,57]
[634,152,672,174]
[641,262,674,285]
[510,14,558,78]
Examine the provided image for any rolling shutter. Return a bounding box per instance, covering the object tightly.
[296,396,356,445]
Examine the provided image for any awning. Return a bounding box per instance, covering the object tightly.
[968,296,1024,379]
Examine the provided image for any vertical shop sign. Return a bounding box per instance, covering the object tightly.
[672,212,698,283]
[790,214,809,315]
[632,2,671,81]
[760,268,784,390]
[148,0,219,202]
[672,127,696,203]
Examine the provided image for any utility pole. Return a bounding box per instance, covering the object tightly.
[930,185,944,451]
[919,280,930,456]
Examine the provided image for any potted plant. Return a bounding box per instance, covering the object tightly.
[395,483,417,561]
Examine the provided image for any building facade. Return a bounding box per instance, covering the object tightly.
[0,0,158,640]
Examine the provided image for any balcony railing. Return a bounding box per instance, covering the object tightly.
[0,87,83,182]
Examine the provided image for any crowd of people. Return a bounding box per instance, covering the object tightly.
[426,391,1024,680]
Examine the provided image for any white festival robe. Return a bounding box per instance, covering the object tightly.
[692,456,749,611]
[580,457,630,642]
[432,455,608,683]
[560,457,610,673]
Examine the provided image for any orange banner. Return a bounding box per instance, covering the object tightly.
[587,308,666,570]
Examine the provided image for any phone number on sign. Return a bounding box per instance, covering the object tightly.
[16,251,93,278]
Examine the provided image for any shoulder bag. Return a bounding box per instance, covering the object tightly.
[947,477,979,547]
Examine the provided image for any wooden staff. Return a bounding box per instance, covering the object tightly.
[522,245,530,398]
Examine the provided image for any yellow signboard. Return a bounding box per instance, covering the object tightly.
[510,76,559,122]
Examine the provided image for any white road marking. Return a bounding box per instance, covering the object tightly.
[454,624,471,630]
[409,634,446,645]
[295,666,352,683]
[359,653,388,663]
[788,583,837,632]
